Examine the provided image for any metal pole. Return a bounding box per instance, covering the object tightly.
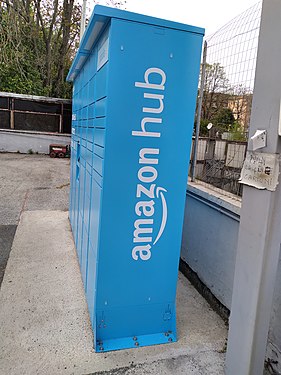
[191,40,207,182]
[59,103,63,133]
[226,1,281,374]
[10,98,14,129]
[80,0,87,41]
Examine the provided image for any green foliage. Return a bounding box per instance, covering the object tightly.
[199,119,211,136]
[0,0,79,98]
[0,63,48,96]
[213,107,235,131]
[0,1,126,98]
[228,123,247,141]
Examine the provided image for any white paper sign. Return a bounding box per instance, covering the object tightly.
[239,151,279,191]
[97,37,109,71]
[251,129,266,150]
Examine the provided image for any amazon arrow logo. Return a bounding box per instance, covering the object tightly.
[153,187,167,245]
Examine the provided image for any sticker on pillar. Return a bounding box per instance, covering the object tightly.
[239,151,280,191]
[251,129,266,150]
[97,37,109,71]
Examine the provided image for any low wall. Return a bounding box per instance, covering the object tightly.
[181,182,240,310]
[0,129,71,154]
[181,181,281,371]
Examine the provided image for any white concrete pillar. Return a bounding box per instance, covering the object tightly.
[226,1,281,374]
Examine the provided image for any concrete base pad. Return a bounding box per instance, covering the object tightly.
[0,211,227,375]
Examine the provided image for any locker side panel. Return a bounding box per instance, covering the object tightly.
[95,19,203,351]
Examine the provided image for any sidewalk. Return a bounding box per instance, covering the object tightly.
[0,209,227,375]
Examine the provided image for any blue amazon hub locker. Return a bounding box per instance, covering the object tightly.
[67,5,204,352]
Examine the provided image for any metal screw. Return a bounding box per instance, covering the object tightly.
[133,336,138,341]
[99,346,104,351]
[168,337,173,342]
[134,342,139,346]
[164,332,169,337]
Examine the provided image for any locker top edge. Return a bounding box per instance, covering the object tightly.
[66,4,205,82]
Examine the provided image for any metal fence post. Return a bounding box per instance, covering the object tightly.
[80,0,87,41]
[191,40,207,182]
[10,98,14,129]
[59,102,64,133]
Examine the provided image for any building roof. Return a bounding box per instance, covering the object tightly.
[0,91,71,104]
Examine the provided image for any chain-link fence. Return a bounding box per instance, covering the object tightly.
[190,1,262,197]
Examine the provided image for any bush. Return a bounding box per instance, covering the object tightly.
[229,123,247,141]
[213,108,235,130]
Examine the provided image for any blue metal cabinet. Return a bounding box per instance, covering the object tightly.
[67,5,204,352]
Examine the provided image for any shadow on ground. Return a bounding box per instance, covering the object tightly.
[0,225,17,286]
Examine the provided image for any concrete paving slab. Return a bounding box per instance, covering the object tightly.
[0,210,227,375]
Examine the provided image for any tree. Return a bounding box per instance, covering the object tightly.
[201,63,231,121]
[213,107,235,129]
[0,0,80,97]
[198,62,253,137]
[0,1,48,95]
[0,0,126,98]
[228,84,253,131]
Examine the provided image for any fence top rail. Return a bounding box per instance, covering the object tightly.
[192,136,248,146]
[0,92,71,104]
[0,128,71,137]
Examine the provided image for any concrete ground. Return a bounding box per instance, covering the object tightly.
[0,153,70,225]
[0,153,69,287]
[0,153,228,375]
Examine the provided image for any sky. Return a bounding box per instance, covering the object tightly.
[93,0,260,36]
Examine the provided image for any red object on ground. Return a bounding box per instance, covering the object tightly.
[49,144,70,158]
